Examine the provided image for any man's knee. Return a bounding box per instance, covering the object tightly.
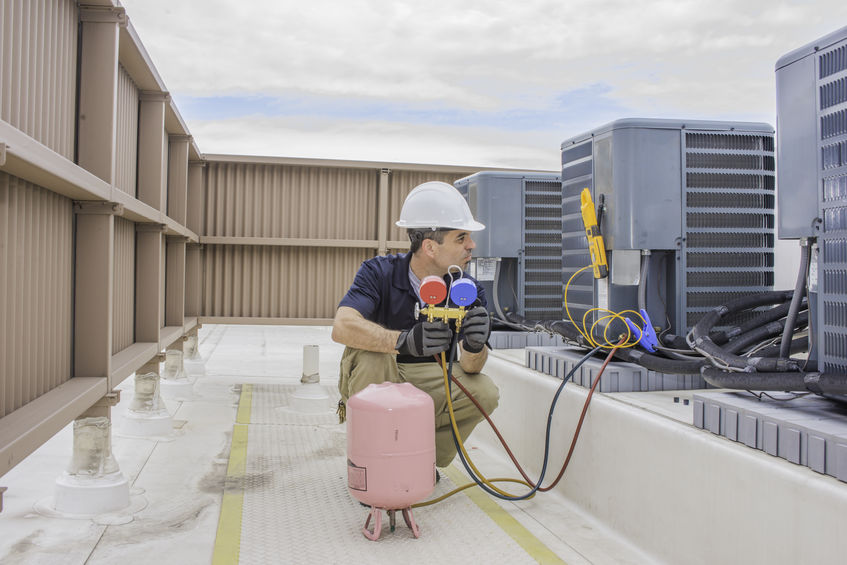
[339,347,400,400]
[464,372,500,415]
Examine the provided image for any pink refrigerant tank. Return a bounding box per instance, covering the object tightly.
[347,381,436,540]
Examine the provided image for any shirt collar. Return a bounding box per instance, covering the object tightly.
[392,252,413,291]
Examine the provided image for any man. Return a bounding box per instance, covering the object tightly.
[332,181,499,469]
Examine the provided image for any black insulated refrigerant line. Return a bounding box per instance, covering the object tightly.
[779,241,811,359]
[687,290,802,373]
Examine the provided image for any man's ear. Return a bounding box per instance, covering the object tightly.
[422,238,437,258]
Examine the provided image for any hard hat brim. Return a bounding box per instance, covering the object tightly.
[395,219,485,231]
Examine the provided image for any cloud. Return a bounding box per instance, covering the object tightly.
[120,0,847,166]
[189,114,563,170]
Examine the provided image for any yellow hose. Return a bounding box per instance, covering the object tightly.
[414,263,644,506]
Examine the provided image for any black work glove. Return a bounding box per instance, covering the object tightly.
[396,320,452,357]
[461,306,491,353]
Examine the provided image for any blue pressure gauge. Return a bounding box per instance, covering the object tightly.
[450,278,477,306]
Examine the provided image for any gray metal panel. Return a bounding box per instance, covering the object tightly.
[561,119,775,335]
[605,127,682,250]
[694,390,847,483]
[775,47,821,238]
[488,331,564,349]
[775,25,847,71]
[560,118,774,148]
[454,172,523,257]
[777,27,847,377]
[455,171,563,321]
[525,346,705,392]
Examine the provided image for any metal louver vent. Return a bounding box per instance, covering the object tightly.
[820,43,847,78]
[523,180,563,320]
[818,39,847,375]
[683,131,776,330]
[822,109,847,139]
[686,252,774,268]
[686,192,774,209]
[561,142,593,324]
[821,77,847,109]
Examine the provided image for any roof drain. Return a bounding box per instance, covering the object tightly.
[292,344,330,413]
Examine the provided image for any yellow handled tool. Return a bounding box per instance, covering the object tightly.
[580,188,608,279]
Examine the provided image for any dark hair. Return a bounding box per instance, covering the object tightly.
[408,228,449,254]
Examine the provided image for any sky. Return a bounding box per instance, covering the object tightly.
[120,0,847,171]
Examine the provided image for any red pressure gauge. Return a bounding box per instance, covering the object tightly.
[419,276,447,305]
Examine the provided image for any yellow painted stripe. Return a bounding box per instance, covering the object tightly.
[212,385,253,565]
[443,465,568,565]
[236,384,253,424]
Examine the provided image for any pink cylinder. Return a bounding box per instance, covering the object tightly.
[347,382,436,509]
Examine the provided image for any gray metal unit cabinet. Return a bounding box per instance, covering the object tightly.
[776,26,847,377]
[455,171,563,321]
[561,118,776,335]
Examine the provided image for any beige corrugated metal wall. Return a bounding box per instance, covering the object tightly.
[0,0,77,160]
[199,160,474,321]
[205,163,378,239]
[0,172,73,419]
[115,65,139,196]
[160,237,167,328]
[0,0,521,479]
[112,217,135,354]
[0,1,210,478]
[203,245,372,319]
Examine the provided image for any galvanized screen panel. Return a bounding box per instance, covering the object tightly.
[204,163,378,239]
[817,37,847,375]
[115,65,139,196]
[202,245,371,319]
[387,171,467,243]
[0,172,73,418]
[682,131,776,330]
[561,140,594,324]
[0,0,77,160]
[112,217,135,353]
[523,179,564,320]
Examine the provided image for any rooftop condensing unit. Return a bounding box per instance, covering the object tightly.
[776,25,847,378]
[560,118,776,340]
[454,172,565,348]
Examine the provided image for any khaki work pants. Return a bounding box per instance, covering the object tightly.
[338,347,500,467]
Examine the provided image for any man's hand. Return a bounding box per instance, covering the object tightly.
[462,306,491,353]
[396,320,452,357]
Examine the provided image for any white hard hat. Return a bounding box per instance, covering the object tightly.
[395,181,485,231]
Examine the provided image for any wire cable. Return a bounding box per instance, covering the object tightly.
[428,333,622,502]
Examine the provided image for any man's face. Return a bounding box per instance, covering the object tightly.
[430,229,476,272]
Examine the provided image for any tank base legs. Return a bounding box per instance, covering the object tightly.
[362,505,420,540]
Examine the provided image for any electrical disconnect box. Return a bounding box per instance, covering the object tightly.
[454,171,563,323]
[561,118,776,336]
[776,25,847,377]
